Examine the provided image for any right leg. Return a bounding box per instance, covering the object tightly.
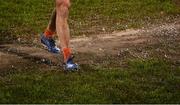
[44,8,56,38]
[40,9,60,53]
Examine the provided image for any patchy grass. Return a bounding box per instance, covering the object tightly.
[0,0,179,104]
[0,0,180,43]
[0,58,179,104]
[0,0,54,43]
[70,0,180,35]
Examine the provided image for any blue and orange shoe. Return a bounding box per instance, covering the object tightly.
[64,56,79,71]
[40,33,60,53]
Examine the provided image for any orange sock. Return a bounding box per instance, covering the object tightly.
[63,48,72,62]
[44,29,54,38]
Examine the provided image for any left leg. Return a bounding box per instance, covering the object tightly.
[55,0,71,62]
[56,0,78,70]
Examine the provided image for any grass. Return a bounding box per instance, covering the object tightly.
[0,0,180,104]
[0,0,180,43]
[0,58,179,104]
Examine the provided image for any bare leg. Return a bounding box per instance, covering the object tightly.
[46,8,56,32]
[43,9,57,38]
[41,9,60,53]
[56,0,71,62]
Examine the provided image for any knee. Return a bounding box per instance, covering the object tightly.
[56,0,70,18]
[56,0,70,8]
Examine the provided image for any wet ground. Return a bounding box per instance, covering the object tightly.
[0,19,179,71]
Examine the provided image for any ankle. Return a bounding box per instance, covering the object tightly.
[44,29,54,38]
[63,48,72,63]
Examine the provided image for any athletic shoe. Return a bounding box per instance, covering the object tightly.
[64,57,79,71]
[40,33,60,53]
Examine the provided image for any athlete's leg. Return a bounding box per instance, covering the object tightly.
[40,9,60,53]
[47,8,56,33]
[44,8,56,38]
[56,0,71,62]
[56,0,78,70]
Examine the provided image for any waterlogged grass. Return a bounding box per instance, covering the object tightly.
[0,0,180,43]
[0,58,179,104]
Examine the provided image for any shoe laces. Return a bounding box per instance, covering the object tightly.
[48,39,56,47]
